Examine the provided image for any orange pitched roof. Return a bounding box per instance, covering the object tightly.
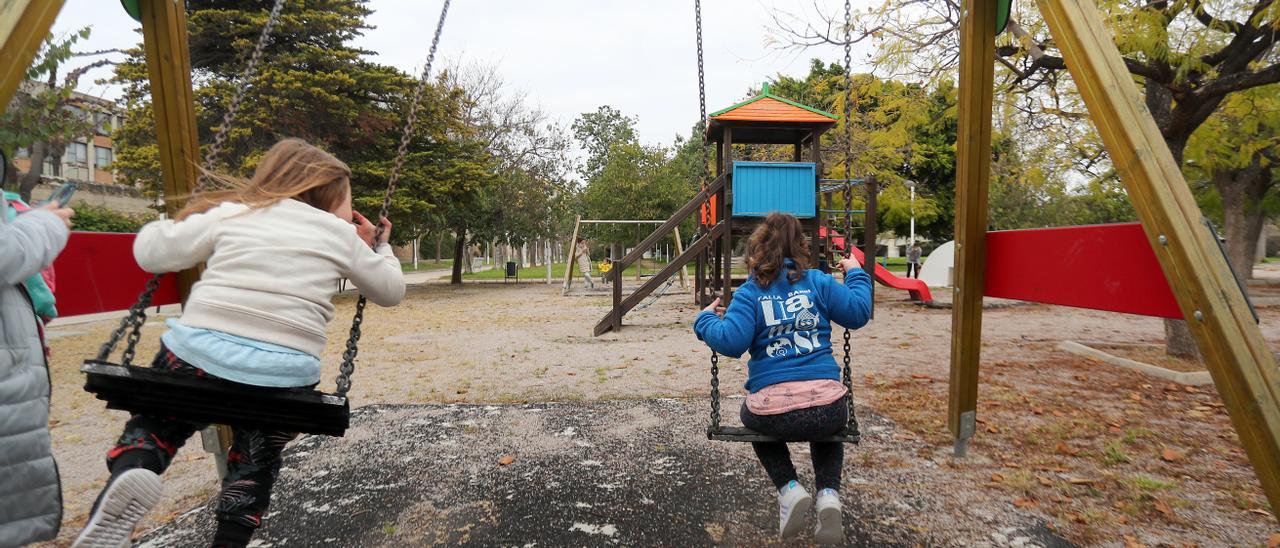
[711,97,836,123]
[708,83,839,124]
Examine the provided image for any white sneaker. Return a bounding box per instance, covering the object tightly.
[813,488,844,544]
[777,480,812,539]
[73,469,163,548]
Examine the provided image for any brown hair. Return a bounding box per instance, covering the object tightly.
[746,212,812,286]
[175,138,351,220]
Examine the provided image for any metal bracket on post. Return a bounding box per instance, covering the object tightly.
[954,410,976,458]
[201,425,233,478]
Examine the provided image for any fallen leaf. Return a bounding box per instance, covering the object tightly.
[910,374,931,379]
[1116,515,1128,524]
[991,472,1006,483]
[1052,410,1067,417]
[1161,447,1185,462]
[987,425,999,434]
[1252,508,1274,518]
[1013,498,1035,509]
[1129,392,1143,401]
[1067,477,1096,485]
[498,454,516,466]
[1037,476,1053,487]
[1032,407,1045,415]
[1154,498,1174,517]
[1056,442,1081,456]
[1268,533,1280,548]
[1184,385,1200,393]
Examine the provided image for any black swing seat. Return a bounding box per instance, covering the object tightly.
[82,361,350,437]
[707,425,861,444]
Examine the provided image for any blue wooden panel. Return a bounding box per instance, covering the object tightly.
[731,161,816,218]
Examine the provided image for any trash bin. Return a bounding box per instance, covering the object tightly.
[505,261,518,282]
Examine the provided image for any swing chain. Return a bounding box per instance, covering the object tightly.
[199,0,288,190]
[842,327,858,436]
[709,348,721,430]
[334,0,451,397]
[97,275,161,363]
[842,0,855,244]
[841,0,861,440]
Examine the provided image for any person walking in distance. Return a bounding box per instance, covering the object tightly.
[906,244,922,279]
[575,237,595,289]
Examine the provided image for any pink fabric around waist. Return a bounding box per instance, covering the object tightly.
[746,379,848,415]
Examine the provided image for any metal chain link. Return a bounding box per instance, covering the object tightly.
[97,276,162,363]
[198,0,287,190]
[709,350,721,431]
[694,0,723,432]
[843,327,858,437]
[335,0,451,396]
[842,0,860,439]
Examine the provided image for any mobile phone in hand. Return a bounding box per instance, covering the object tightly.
[40,182,77,208]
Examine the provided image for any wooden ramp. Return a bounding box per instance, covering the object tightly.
[594,174,727,335]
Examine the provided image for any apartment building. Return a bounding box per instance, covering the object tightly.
[11,89,123,185]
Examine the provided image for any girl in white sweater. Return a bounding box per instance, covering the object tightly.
[74,139,405,548]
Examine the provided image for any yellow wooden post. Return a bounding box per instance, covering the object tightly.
[139,0,201,298]
[562,215,581,294]
[0,0,66,116]
[672,226,687,289]
[1039,0,1280,516]
[947,0,997,458]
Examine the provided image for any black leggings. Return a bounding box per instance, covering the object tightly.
[740,399,848,492]
[106,346,300,546]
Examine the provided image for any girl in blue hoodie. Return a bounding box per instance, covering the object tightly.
[694,212,872,543]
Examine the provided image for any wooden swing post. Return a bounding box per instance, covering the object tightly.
[1037,0,1280,516]
[947,0,997,457]
[139,0,201,302]
[0,0,65,114]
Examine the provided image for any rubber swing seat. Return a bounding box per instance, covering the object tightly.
[707,425,861,444]
[82,361,350,436]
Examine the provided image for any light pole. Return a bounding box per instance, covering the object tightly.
[908,180,916,249]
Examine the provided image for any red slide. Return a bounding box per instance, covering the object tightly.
[820,226,933,303]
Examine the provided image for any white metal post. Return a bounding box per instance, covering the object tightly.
[909,181,916,248]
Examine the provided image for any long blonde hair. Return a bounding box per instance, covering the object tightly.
[176,138,351,220]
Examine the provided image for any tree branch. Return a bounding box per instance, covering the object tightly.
[1193,62,1280,100]
[1187,0,1244,33]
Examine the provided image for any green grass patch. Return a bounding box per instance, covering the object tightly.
[1102,439,1132,465]
[455,259,674,281]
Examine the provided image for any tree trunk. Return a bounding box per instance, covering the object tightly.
[17,141,49,202]
[1214,160,1270,285]
[450,228,466,285]
[435,232,444,263]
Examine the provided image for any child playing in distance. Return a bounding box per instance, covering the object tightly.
[74,139,405,548]
[694,212,872,544]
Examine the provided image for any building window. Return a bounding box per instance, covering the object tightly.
[67,141,88,164]
[64,142,89,181]
[94,112,113,136]
[95,146,112,169]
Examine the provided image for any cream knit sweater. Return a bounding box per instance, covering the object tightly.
[134,199,405,356]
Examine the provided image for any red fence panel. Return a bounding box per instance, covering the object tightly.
[983,223,1182,319]
[52,231,180,317]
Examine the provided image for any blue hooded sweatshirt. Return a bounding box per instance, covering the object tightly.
[694,259,872,393]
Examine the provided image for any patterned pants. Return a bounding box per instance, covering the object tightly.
[740,399,848,491]
[106,346,299,532]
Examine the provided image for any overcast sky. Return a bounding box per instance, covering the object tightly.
[50,0,873,148]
